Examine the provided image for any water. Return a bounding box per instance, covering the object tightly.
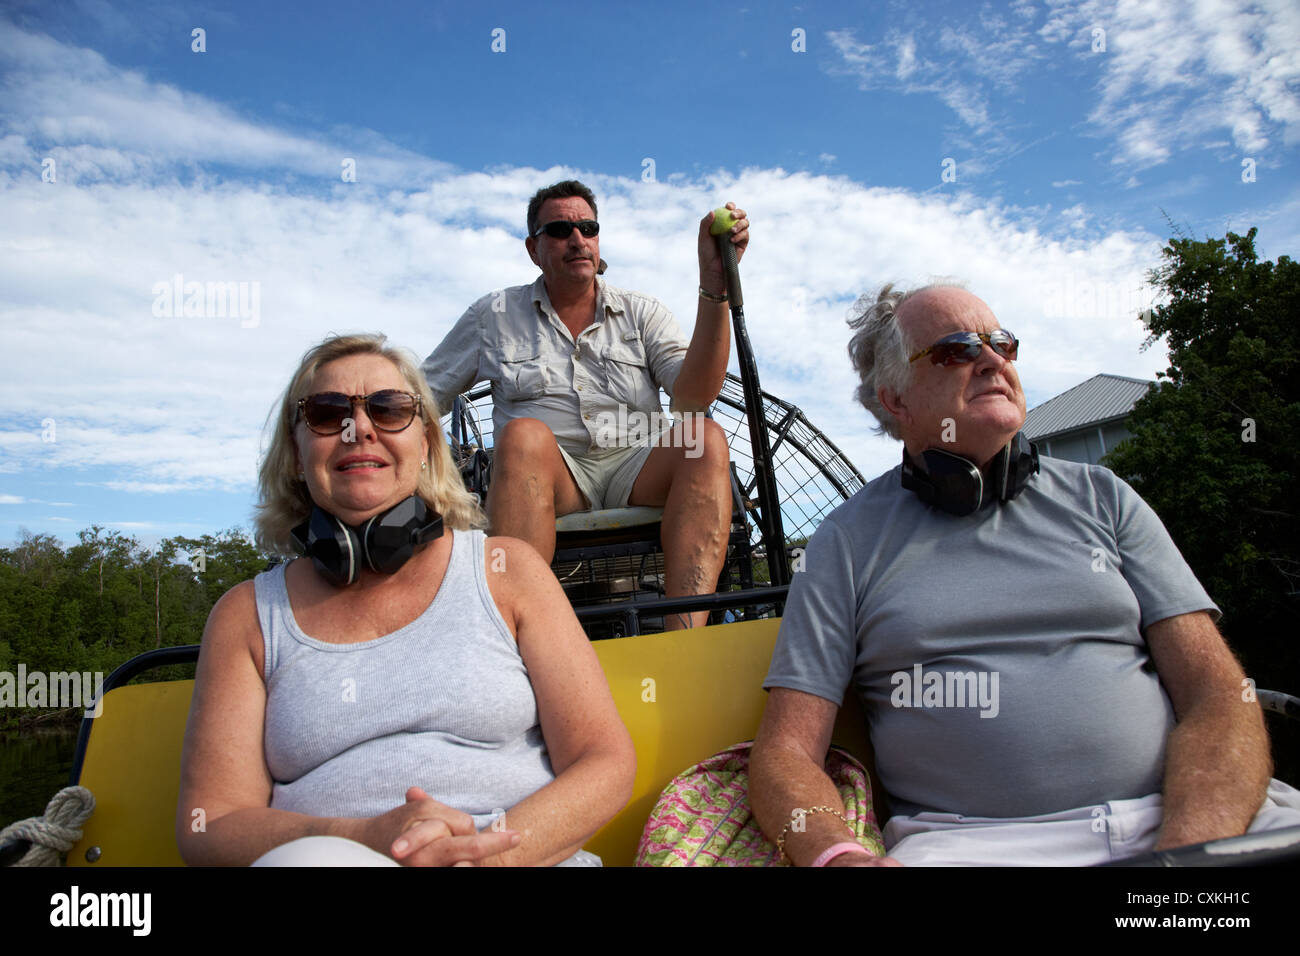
[0,729,78,836]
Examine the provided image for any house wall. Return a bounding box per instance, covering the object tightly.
[1038,421,1134,466]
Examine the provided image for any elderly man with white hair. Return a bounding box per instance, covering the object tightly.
[749,282,1300,867]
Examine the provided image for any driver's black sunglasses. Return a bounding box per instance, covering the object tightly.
[533,219,600,239]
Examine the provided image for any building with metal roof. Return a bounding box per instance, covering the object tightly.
[1023,373,1152,466]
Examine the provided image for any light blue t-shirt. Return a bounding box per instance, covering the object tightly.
[764,456,1219,819]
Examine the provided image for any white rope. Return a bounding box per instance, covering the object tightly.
[0,786,96,866]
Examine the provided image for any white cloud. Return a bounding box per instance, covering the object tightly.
[827,1,1299,174]
[1110,113,1173,167]
[939,15,1043,92]
[1,166,1172,492]
[0,495,25,504]
[894,32,917,80]
[1060,203,1089,230]
[825,26,1014,141]
[101,481,221,495]
[821,15,1062,185]
[1043,0,1300,168]
[0,23,1175,509]
[0,24,451,187]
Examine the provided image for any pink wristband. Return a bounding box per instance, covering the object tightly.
[810,842,872,868]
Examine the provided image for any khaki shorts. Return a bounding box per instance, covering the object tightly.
[557,441,656,512]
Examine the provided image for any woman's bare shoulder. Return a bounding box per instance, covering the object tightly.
[480,536,560,635]
[202,574,268,678]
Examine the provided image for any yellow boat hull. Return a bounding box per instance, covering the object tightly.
[68,618,873,867]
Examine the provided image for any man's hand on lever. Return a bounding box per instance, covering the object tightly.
[698,202,749,297]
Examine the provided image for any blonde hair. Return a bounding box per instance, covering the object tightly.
[255,333,485,555]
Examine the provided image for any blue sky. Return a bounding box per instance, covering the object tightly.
[2,0,1297,548]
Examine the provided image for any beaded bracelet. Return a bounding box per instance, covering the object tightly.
[776,805,854,862]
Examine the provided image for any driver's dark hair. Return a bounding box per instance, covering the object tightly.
[527,180,598,238]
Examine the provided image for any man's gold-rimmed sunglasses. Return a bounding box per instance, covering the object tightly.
[909,330,1019,366]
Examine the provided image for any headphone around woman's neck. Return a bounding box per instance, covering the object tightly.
[289,495,444,587]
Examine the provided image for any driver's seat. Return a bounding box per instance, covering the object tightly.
[446,394,756,637]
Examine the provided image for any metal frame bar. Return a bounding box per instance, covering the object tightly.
[573,585,790,637]
[68,644,201,786]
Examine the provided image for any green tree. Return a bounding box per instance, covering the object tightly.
[0,531,66,673]
[174,529,270,611]
[1106,227,1299,752]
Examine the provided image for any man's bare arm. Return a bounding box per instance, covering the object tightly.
[1146,611,1271,850]
[670,296,730,411]
[671,205,746,411]
[750,687,900,867]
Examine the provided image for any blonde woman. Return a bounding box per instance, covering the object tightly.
[177,334,634,866]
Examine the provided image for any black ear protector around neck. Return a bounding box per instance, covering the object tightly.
[901,431,1040,517]
[289,495,444,587]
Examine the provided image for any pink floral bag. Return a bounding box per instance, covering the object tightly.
[635,740,886,866]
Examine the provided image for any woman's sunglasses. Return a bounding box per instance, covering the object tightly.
[909,330,1019,366]
[296,390,421,435]
[532,219,600,239]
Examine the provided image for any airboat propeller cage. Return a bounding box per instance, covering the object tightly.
[715,228,789,587]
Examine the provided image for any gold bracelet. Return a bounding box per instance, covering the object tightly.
[698,286,729,303]
[776,805,854,863]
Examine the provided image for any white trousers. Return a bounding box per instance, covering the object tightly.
[250,835,604,867]
[883,778,1300,866]
[252,836,399,867]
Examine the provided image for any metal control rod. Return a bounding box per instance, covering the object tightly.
[717,234,790,588]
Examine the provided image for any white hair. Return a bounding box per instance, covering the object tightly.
[846,281,967,440]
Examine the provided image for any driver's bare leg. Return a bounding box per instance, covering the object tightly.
[628,417,731,629]
[486,418,587,564]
